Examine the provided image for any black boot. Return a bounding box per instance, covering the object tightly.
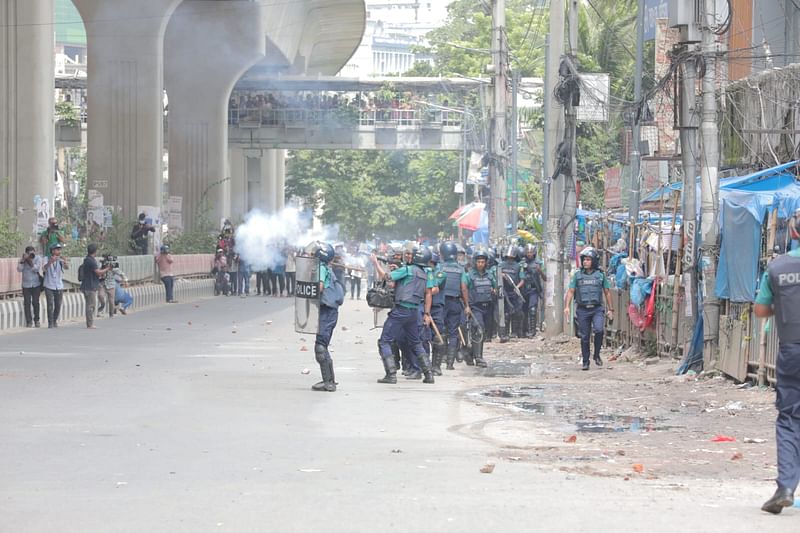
[474,341,487,368]
[311,360,336,392]
[582,358,590,371]
[593,332,604,366]
[405,369,422,380]
[415,350,435,384]
[762,486,794,514]
[431,345,443,376]
[377,356,397,384]
[498,321,509,343]
[445,344,456,370]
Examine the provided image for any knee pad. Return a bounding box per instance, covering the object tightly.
[314,344,327,364]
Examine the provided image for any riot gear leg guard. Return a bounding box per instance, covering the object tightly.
[593,332,604,367]
[377,355,397,384]
[445,343,457,370]
[474,340,487,368]
[312,344,336,392]
[431,343,443,376]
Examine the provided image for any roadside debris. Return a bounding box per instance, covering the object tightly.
[480,463,495,474]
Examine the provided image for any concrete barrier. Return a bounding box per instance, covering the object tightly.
[0,279,214,332]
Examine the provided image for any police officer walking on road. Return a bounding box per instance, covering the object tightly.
[425,247,447,375]
[755,249,800,513]
[498,245,525,342]
[521,244,546,337]
[439,241,468,370]
[371,246,435,385]
[563,247,614,371]
[462,246,497,368]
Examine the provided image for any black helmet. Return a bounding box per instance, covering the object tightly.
[413,247,432,266]
[517,245,526,259]
[487,248,498,268]
[440,241,458,261]
[473,246,489,261]
[314,242,335,263]
[579,246,599,269]
[428,245,440,264]
[503,245,518,261]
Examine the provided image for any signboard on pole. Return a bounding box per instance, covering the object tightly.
[577,73,610,122]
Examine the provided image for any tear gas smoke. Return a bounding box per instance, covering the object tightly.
[234,208,335,271]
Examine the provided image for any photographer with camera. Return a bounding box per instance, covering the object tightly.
[80,243,112,329]
[39,217,65,258]
[130,212,155,255]
[17,246,44,327]
[43,243,68,328]
[98,254,126,317]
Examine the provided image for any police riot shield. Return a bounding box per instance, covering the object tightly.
[294,255,320,334]
[495,270,506,329]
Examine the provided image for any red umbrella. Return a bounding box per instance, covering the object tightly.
[456,203,486,231]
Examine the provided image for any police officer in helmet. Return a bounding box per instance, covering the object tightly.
[462,246,497,368]
[371,245,435,384]
[563,247,614,370]
[439,241,469,370]
[497,245,525,342]
[521,244,546,337]
[312,242,339,392]
[424,246,447,375]
[754,248,800,513]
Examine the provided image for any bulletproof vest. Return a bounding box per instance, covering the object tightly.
[442,262,463,297]
[767,255,800,343]
[430,267,445,306]
[575,270,604,306]
[394,265,427,306]
[500,261,520,284]
[523,262,542,291]
[469,270,494,304]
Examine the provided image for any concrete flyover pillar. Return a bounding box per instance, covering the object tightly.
[263,149,277,214]
[0,0,54,246]
[165,1,265,231]
[72,0,182,221]
[273,149,286,213]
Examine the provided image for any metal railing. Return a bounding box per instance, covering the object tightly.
[227,107,463,129]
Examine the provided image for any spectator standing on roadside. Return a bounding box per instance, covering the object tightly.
[285,248,296,296]
[17,246,44,327]
[130,213,155,255]
[228,251,239,296]
[43,243,68,328]
[39,217,65,257]
[80,243,111,329]
[238,257,251,297]
[271,253,286,297]
[155,245,176,303]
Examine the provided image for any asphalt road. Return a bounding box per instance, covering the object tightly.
[1,295,796,532]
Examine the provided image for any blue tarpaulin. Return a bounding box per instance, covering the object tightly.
[714,162,800,302]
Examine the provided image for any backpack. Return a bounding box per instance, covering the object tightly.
[77,264,84,282]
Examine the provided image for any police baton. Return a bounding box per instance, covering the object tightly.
[428,319,445,345]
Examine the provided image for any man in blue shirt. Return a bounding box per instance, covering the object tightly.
[755,248,800,513]
[371,246,435,384]
[43,243,68,328]
[80,243,112,329]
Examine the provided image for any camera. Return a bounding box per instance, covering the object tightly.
[102,255,119,269]
[28,252,35,260]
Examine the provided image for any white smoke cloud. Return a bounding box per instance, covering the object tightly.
[234,208,335,271]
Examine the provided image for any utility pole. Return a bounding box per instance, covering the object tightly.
[510,70,520,233]
[679,46,699,353]
[563,0,578,280]
[544,1,565,336]
[628,0,645,225]
[542,34,550,229]
[489,0,508,241]
[700,0,721,366]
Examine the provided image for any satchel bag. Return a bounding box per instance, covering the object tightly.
[320,276,345,308]
[366,282,394,309]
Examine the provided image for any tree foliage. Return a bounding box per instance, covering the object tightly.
[287,150,460,241]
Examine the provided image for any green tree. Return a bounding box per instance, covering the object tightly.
[287,150,460,240]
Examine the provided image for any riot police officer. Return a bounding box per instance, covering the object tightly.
[462,246,497,368]
[439,241,468,370]
[754,250,800,514]
[498,245,525,342]
[563,247,614,370]
[425,248,447,375]
[371,246,435,384]
[521,244,546,337]
[312,242,340,392]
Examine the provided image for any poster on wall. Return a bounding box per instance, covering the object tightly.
[33,195,52,234]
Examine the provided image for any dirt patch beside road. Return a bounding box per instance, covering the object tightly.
[456,336,778,482]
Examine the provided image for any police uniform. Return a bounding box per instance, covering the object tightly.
[498,258,524,341]
[569,267,610,367]
[314,262,339,391]
[377,264,434,384]
[426,264,447,375]
[441,259,468,369]
[755,250,800,513]
[522,257,544,336]
[464,266,497,368]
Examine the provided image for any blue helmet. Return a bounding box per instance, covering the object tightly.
[314,242,335,263]
[473,246,489,261]
[412,247,432,267]
[440,241,458,261]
